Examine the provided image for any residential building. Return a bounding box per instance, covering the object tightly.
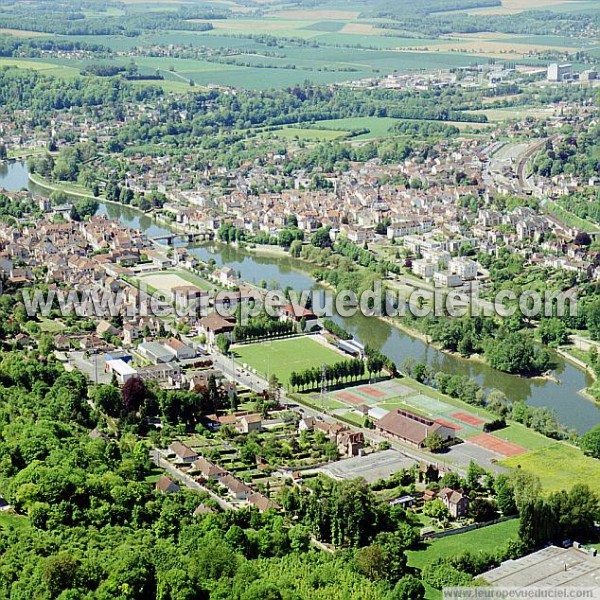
[156,476,180,494]
[439,487,470,518]
[192,457,227,480]
[168,442,199,464]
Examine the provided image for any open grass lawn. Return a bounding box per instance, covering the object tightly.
[272,127,348,141]
[406,518,520,570]
[472,106,556,122]
[233,336,344,385]
[492,423,555,451]
[0,513,29,530]
[39,317,66,333]
[501,443,600,495]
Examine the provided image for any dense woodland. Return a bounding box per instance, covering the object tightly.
[0,348,597,599]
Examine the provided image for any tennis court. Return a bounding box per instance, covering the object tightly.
[330,380,413,406]
[328,380,490,440]
[452,412,486,426]
[468,433,527,457]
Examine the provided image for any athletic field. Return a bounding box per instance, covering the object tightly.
[233,336,343,385]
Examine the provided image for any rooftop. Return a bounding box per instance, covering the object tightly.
[480,546,600,590]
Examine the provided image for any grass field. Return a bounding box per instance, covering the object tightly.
[544,201,600,234]
[233,336,344,385]
[406,518,520,569]
[0,58,81,79]
[473,107,557,122]
[272,127,348,141]
[0,513,29,530]
[39,318,66,333]
[501,443,600,495]
[492,423,554,450]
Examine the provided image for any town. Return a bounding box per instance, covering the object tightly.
[0,0,599,598]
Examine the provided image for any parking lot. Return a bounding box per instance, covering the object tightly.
[319,449,417,483]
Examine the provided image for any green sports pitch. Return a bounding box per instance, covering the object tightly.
[233,336,344,385]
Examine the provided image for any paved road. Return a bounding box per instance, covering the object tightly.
[67,351,111,385]
[150,448,234,511]
[213,350,509,475]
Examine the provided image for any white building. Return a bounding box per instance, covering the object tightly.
[106,359,138,384]
[434,271,462,288]
[449,257,478,280]
[412,259,436,279]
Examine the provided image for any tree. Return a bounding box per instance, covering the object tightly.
[216,334,231,354]
[466,461,486,491]
[495,474,517,516]
[575,231,592,247]
[422,499,450,522]
[581,424,600,458]
[469,498,497,522]
[92,384,121,417]
[42,553,79,598]
[289,239,302,258]
[268,374,281,404]
[388,575,425,600]
[121,376,146,414]
[424,432,444,453]
[355,544,387,581]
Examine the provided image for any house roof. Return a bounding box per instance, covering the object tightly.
[193,503,216,516]
[192,457,227,478]
[156,475,179,493]
[241,413,262,424]
[439,487,468,505]
[198,312,236,333]
[280,304,317,319]
[221,474,252,495]
[247,491,280,512]
[376,408,456,445]
[168,441,198,460]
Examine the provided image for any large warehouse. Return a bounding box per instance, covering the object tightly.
[480,545,600,592]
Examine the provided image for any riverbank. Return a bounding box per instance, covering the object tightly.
[28,173,101,201]
[11,168,596,431]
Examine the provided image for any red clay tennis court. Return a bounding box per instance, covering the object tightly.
[468,433,526,457]
[336,392,364,405]
[360,386,386,398]
[452,412,486,426]
[436,418,463,431]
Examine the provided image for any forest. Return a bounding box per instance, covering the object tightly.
[0,346,596,598]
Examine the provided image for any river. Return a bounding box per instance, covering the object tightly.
[1,159,598,433]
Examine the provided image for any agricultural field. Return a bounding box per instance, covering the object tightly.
[233,336,345,385]
[0,58,81,79]
[501,443,600,495]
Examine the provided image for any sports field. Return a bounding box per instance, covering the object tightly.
[233,336,344,385]
[327,379,503,441]
[137,270,212,298]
